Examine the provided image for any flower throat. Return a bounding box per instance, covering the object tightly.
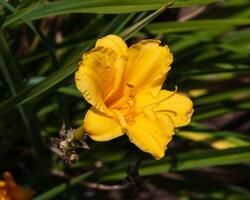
[112,83,178,131]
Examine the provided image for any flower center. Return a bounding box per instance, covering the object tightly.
[110,83,138,132]
[121,83,138,125]
[111,84,178,132]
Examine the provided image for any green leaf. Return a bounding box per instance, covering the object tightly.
[0,0,38,33]
[58,86,82,97]
[170,7,250,53]
[193,99,250,121]
[0,6,169,114]
[0,61,78,115]
[146,19,250,34]
[120,0,173,39]
[98,146,250,181]
[0,0,71,123]
[33,172,92,200]
[0,30,48,181]
[3,0,217,27]
[177,131,250,149]
[194,86,250,105]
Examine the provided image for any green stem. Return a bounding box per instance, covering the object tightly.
[73,125,86,141]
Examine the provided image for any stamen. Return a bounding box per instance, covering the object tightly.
[125,107,137,125]
[112,110,128,133]
[126,83,133,88]
[142,86,178,109]
[126,83,137,108]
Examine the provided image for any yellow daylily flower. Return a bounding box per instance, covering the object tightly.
[75,35,193,159]
[0,172,34,200]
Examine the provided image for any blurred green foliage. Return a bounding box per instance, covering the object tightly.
[0,0,250,199]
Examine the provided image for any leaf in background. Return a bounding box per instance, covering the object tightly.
[0,0,72,123]
[0,29,47,181]
[146,19,250,34]
[33,172,92,200]
[193,98,250,121]
[0,3,172,114]
[0,0,38,33]
[120,0,173,39]
[98,146,250,181]
[3,0,217,27]
[194,87,250,106]
[177,131,250,149]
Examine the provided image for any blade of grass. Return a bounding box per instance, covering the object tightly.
[58,86,81,97]
[97,146,250,181]
[0,56,79,115]
[171,7,250,53]
[193,99,250,121]
[177,131,249,149]
[33,171,92,200]
[103,13,136,35]
[3,0,217,27]
[190,122,249,140]
[194,86,250,105]
[0,30,33,134]
[0,0,70,124]
[0,0,37,32]
[146,19,250,34]
[175,66,250,76]
[0,5,171,114]
[120,0,174,40]
[0,30,48,181]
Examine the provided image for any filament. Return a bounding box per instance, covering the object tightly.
[157,109,177,116]
[112,110,128,133]
[142,86,178,109]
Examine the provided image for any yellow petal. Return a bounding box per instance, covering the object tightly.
[75,46,125,113]
[75,67,107,113]
[84,107,123,141]
[126,112,174,160]
[137,90,193,127]
[96,34,127,56]
[122,40,173,95]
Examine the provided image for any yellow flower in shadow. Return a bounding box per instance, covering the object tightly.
[0,172,34,200]
[75,35,193,159]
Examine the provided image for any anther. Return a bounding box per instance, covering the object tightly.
[126,83,137,107]
[127,83,133,88]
